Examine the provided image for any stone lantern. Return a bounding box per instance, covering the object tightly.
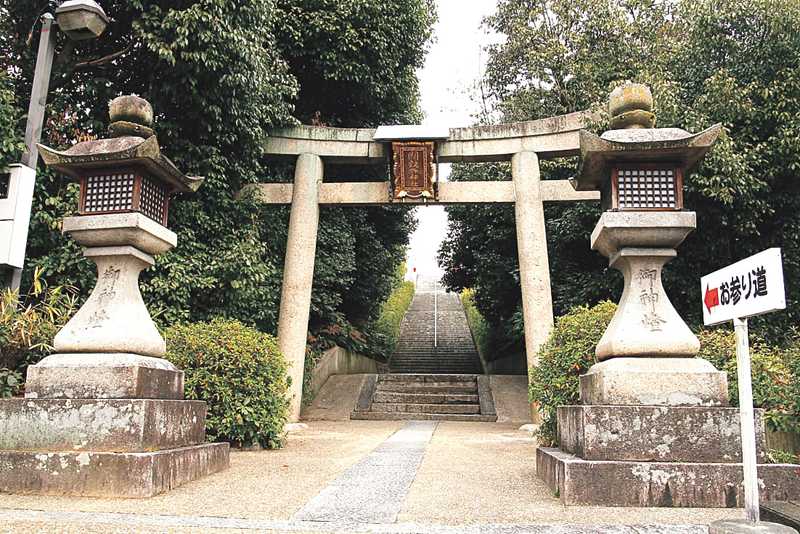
[571,83,724,394]
[536,83,800,508]
[36,95,203,360]
[0,96,229,498]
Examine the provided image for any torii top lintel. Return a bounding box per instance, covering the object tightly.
[263,111,593,164]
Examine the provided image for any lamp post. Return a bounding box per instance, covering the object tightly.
[5,0,109,290]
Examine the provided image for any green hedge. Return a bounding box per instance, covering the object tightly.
[530,301,800,448]
[166,319,290,449]
[529,301,616,446]
[461,289,490,361]
[698,329,797,434]
[372,279,415,354]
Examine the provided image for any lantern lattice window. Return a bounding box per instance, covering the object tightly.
[613,166,682,211]
[79,170,170,225]
[139,176,167,224]
[83,173,135,213]
[0,173,9,199]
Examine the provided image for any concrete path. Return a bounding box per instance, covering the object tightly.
[0,421,741,533]
[294,421,436,523]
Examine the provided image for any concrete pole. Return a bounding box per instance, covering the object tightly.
[8,14,58,291]
[512,151,554,369]
[22,14,57,169]
[277,153,323,422]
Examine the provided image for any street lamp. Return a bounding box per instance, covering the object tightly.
[54,0,109,41]
[3,1,110,290]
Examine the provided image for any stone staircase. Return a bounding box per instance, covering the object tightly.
[389,287,483,374]
[351,281,495,422]
[351,374,497,422]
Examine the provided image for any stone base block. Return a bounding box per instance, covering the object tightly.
[536,447,800,507]
[709,519,799,534]
[0,443,229,498]
[580,357,729,406]
[558,405,767,463]
[0,398,206,452]
[26,353,183,400]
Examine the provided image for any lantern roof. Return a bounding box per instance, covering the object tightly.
[37,135,202,193]
[572,124,722,192]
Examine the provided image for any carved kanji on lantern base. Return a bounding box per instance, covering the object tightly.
[391,141,435,200]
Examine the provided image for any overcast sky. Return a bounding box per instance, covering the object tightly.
[405,0,499,282]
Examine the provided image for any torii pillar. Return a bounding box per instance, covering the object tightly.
[247,113,600,421]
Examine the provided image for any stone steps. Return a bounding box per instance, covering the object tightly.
[372,402,481,415]
[376,384,477,395]
[391,367,483,374]
[388,289,482,375]
[391,368,483,375]
[377,374,477,383]
[351,373,497,422]
[352,286,495,422]
[351,411,497,422]
[373,392,479,404]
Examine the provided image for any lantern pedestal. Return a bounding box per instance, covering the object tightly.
[591,211,701,360]
[537,210,800,506]
[579,357,728,407]
[0,216,229,498]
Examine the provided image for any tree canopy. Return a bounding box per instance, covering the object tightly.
[439,0,800,353]
[0,0,436,349]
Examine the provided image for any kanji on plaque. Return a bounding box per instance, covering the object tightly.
[700,248,786,326]
[391,141,435,200]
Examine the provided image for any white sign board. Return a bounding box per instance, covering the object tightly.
[701,248,786,326]
[0,164,36,269]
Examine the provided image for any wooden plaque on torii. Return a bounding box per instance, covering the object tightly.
[391,141,435,200]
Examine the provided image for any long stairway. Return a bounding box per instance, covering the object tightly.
[351,281,495,422]
[389,284,483,374]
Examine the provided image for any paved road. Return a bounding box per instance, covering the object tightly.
[0,421,740,533]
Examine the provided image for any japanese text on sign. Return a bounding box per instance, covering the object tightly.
[701,248,785,326]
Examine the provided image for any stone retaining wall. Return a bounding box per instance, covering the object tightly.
[308,346,378,399]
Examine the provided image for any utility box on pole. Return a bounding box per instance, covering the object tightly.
[0,164,35,286]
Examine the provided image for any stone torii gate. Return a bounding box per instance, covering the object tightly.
[246,112,600,421]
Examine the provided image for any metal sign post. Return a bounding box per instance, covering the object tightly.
[733,316,760,521]
[702,248,786,526]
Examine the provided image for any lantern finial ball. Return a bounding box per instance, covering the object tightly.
[108,95,155,138]
[608,82,655,130]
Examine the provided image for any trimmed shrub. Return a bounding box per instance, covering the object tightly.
[531,301,799,451]
[373,279,415,354]
[529,301,616,446]
[784,333,800,434]
[461,288,491,361]
[698,329,795,432]
[165,319,290,449]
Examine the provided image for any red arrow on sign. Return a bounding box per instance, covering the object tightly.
[704,285,720,313]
